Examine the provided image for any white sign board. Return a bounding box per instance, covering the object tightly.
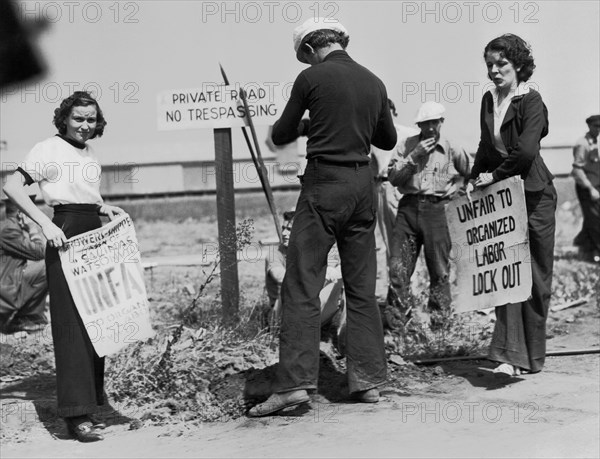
[445,178,532,312]
[157,83,286,130]
[60,214,154,357]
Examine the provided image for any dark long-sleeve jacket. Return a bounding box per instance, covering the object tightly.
[471,88,553,192]
[271,50,397,163]
[0,215,45,315]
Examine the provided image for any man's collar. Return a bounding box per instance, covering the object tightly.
[434,136,450,153]
[322,49,350,62]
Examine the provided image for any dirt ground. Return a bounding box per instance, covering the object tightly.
[1,183,599,458]
[1,312,598,459]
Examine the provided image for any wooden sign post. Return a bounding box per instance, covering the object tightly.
[214,127,239,322]
[157,82,285,322]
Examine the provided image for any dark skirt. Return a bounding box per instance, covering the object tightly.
[45,204,105,418]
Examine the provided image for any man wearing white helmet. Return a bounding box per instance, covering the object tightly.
[387,101,471,328]
[249,17,397,417]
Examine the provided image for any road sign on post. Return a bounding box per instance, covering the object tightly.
[157,81,286,323]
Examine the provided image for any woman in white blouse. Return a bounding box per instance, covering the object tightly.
[3,91,124,442]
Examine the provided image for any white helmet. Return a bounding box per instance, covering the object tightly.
[415,101,446,124]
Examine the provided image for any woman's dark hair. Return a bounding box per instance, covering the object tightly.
[303,29,349,51]
[484,33,536,83]
[53,91,107,138]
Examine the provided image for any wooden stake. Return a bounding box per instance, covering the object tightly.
[219,64,283,244]
[238,87,283,244]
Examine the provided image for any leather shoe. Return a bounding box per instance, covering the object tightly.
[352,388,380,403]
[89,415,107,429]
[65,417,104,442]
[248,390,310,417]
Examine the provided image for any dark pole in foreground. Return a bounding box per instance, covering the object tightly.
[214,128,239,323]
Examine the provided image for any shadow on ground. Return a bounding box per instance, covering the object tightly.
[240,349,347,405]
[1,373,139,441]
[438,359,526,390]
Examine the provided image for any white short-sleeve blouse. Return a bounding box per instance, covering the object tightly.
[20,136,104,206]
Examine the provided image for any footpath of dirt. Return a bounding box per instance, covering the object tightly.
[1,298,599,459]
[1,353,598,459]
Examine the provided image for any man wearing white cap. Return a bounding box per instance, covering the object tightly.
[249,17,397,417]
[387,101,470,327]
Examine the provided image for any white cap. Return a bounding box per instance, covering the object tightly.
[292,17,348,63]
[414,101,446,123]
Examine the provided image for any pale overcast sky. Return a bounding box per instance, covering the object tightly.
[1,0,599,164]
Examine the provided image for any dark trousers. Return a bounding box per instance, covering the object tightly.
[574,185,600,256]
[489,183,557,372]
[275,161,387,394]
[46,204,105,418]
[389,195,452,312]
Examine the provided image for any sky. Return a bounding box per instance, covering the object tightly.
[1,0,599,165]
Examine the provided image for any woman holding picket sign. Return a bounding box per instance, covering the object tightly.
[468,34,557,378]
[3,91,124,442]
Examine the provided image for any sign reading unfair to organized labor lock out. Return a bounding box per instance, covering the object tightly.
[445,178,532,313]
[59,214,154,357]
[157,83,286,130]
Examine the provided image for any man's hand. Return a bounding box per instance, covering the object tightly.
[410,138,437,162]
[590,187,600,202]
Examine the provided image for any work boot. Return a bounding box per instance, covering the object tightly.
[248,390,310,417]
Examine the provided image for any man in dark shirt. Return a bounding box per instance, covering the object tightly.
[0,195,48,333]
[249,17,397,417]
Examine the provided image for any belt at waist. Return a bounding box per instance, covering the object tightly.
[308,157,370,168]
[405,194,449,203]
[53,203,100,215]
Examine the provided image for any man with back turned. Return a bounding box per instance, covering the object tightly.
[249,17,397,417]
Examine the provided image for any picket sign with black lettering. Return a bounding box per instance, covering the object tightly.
[445,178,532,312]
[59,214,154,356]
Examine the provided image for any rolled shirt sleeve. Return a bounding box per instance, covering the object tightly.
[0,223,46,261]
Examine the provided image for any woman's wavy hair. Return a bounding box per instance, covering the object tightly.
[484,34,536,83]
[53,91,107,138]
